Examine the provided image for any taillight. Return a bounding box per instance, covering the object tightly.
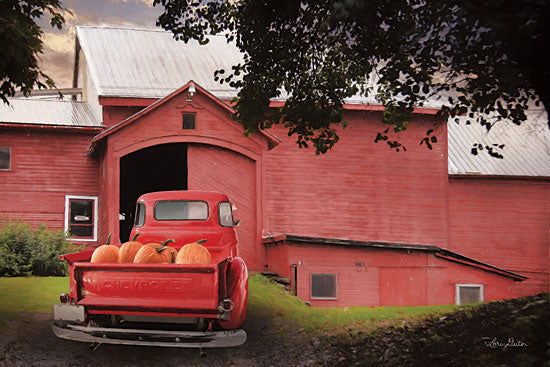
[60,293,69,303]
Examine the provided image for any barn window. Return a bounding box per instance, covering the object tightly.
[65,195,98,241]
[455,284,484,305]
[182,113,196,129]
[311,273,337,300]
[0,147,10,170]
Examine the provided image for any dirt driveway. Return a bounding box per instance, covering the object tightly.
[0,313,326,367]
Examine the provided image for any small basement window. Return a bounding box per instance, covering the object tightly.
[455,284,484,305]
[0,147,10,170]
[65,195,98,241]
[182,113,196,130]
[311,273,337,300]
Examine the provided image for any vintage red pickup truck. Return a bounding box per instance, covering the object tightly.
[52,191,248,348]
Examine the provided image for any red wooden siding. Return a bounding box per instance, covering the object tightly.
[266,241,515,307]
[263,112,450,247]
[0,127,99,234]
[188,144,261,269]
[98,89,268,262]
[448,177,550,297]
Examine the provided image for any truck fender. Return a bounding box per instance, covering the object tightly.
[218,257,248,330]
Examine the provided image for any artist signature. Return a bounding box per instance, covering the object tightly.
[482,337,529,350]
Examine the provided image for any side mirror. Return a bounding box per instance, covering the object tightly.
[233,219,241,227]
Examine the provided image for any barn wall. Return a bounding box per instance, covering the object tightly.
[448,177,550,297]
[102,105,144,128]
[265,242,290,277]
[267,241,516,307]
[100,90,267,252]
[188,144,262,270]
[263,112,450,248]
[0,127,99,237]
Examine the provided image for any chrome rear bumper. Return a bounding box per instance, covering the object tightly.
[52,323,246,348]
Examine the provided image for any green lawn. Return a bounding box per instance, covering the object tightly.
[0,276,68,318]
[0,274,460,335]
[247,274,461,334]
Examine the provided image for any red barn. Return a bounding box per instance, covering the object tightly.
[1,26,548,306]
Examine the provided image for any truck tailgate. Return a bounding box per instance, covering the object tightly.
[74,263,219,316]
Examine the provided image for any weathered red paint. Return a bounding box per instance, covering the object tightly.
[1,80,548,307]
[265,239,517,307]
[0,126,99,235]
[448,177,550,298]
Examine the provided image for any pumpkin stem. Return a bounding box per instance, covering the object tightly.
[162,239,175,246]
[197,239,207,244]
[131,233,141,241]
[170,251,175,264]
[106,233,112,245]
[155,239,176,253]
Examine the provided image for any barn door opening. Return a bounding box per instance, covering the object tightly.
[119,143,188,242]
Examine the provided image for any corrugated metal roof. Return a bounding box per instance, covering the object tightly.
[76,26,549,177]
[0,98,101,127]
[76,26,243,100]
[75,26,445,108]
[448,110,550,177]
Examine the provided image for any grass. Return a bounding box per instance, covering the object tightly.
[0,276,68,319]
[0,274,461,336]
[247,274,461,334]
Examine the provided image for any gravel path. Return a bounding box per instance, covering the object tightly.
[0,313,326,367]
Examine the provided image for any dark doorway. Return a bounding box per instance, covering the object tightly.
[119,143,188,242]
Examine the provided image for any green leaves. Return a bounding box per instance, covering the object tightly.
[154,0,548,156]
[0,0,67,104]
[0,219,77,277]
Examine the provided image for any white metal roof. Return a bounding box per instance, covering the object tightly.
[448,110,550,177]
[76,26,243,100]
[74,25,549,177]
[0,98,101,127]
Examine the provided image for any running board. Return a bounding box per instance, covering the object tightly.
[52,323,246,348]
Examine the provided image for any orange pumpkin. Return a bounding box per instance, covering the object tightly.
[133,239,177,264]
[90,234,119,263]
[117,233,144,263]
[175,239,212,265]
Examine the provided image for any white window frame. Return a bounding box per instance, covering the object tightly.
[455,283,484,305]
[310,273,338,300]
[65,195,98,242]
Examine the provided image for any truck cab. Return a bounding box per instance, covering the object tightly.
[130,191,239,263]
[53,190,248,348]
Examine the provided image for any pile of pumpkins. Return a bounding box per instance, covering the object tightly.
[90,234,212,264]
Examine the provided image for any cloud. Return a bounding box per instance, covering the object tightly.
[38,0,163,87]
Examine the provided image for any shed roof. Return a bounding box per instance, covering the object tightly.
[263,234,527,281]
[448,110,550,177]
[0,99,101,127]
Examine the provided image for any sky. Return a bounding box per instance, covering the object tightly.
[38,0,163,87]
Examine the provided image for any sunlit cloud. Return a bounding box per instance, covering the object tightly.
[38,0,163,87]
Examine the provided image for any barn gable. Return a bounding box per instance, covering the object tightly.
[89,81,279,156]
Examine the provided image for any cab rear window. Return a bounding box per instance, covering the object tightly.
[154,200,208,221]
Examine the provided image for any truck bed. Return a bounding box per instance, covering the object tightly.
[61,250,226,319]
